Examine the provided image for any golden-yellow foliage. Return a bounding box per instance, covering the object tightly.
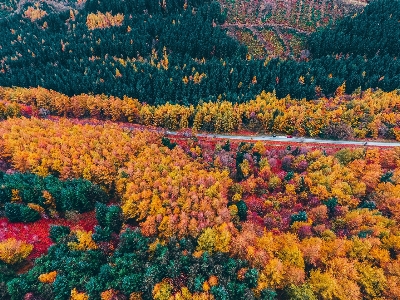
[119,143,233,238]
[70,288,89,300]
[0,238,33,264]
[0,118,233,239]
[152,281,173,300]
[86,12,124,30]
[68,230,97,251]
[196,223,232,253]
[3,86,400,136]
[356,263,387,299]
[0,118,158,189]
[27,203,45,214]
[38,271,57,284]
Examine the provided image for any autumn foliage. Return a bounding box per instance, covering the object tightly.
[0,118,232,239]
[1,115,400,298]
[2,0,400,298]
[86,12,124,30]
[0,238,33,264]
[2,86,400,140]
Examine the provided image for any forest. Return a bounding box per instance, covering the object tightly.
[308,0,400,58]
[1,0,400,299]
[2,86,400,140]
[1,118,400,299]
[0,0,399,103]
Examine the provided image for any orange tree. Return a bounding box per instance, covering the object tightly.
[0,118,233,239]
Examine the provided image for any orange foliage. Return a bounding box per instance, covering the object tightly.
[38,271,57,284]
[118,143,233,238]
[0,118,158,189]
[70,288,89,300]
[86,12,124,30]
[0,118,233,239]
[24,6,47,21]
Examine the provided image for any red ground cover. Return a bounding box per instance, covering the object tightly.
[0,211,97,259]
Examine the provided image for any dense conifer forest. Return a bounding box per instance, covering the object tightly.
[309,0,400,58]
[0,0,398,104]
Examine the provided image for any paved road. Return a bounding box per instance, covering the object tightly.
[166,131,400,147]
[54,117,400,148]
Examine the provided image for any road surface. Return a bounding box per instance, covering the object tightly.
[166,131,400,147]
[52,117,400,148]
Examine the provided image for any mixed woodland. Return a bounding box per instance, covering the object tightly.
[0,0,399,104]
[0,0,400,299]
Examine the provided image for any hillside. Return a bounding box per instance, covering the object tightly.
[220,0,368,30]
[0,0,369,60]
[220,0,369,59]
[0,0,398,103]
[2,1,400,300]
[309,0,400,58]
[0,0,83,18]
[2,118,400,299]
